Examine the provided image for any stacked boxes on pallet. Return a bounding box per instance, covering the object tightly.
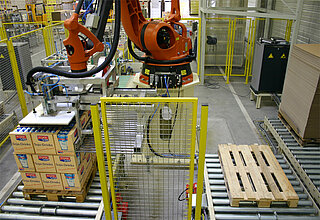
[10,110,96,194]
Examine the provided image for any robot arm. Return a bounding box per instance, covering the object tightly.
[121,0,192,61]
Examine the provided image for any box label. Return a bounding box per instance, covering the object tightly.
[38,156,49,161]
[46,174,57,179]
[59,156,71,162]
[25,173,36,178]
[16,135,27,141]
[37,135,49,142]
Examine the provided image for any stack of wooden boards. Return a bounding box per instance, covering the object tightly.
[218,144,299,208]
[9,110,96,202]
[279,44,320,142]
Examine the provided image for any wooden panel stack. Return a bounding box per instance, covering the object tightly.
[218,144,299,208]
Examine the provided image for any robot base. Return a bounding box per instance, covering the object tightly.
[139,63,193,88]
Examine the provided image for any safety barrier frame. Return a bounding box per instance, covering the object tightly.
[91,97,208,220]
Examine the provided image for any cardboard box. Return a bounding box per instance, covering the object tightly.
[80,110,91,129]
[279,44,320,139]
[20,172,43,189]
[54,154,82,173]
[61,163,87,191]
[31,129,59,154]
[10,127,34,154]
[54,125,79,155]
[32,154,56,173]
[40,173,63,190]
[14,153,35,171]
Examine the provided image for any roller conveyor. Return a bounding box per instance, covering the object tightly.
[0,172,103,220]
[205,154,320,220]
[264,117,320,206]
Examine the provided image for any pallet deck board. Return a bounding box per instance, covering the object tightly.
[218,144,299,208]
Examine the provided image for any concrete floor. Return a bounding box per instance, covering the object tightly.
[195,75,278,154]
[0,74,279,204]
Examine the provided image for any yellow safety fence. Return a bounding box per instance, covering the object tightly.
[204,17,293,84]
[91,97,208,220]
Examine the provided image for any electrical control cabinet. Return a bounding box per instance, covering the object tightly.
[250,39,290,93]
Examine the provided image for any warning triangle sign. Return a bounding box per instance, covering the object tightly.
[0,54,4,59]
[281,53,286,59]
[268,53,274,59]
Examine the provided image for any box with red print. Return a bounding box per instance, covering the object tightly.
[54,153,82,173]
[20,172,43,189]
[9,127,34,154]
[32,154,56,173]
[31,127,59,154]
[40,173,63,190]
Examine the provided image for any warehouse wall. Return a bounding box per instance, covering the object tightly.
[271,0,320,44]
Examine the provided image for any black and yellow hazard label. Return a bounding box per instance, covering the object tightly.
[268,53,274,59]
[145,69,150,75]
[181,70,187,76]
[0,54,4,59]
[281,53,286,59]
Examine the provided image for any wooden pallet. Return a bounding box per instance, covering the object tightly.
[278,111,320,145]
[23,162,97,203]
[218,144,299,208]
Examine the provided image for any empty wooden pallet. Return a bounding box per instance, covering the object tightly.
[218,144,299,208]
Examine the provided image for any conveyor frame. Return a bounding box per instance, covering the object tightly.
[264,116,320,207]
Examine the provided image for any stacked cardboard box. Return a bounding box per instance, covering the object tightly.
[279,44,320,140]
[10,110,96,192]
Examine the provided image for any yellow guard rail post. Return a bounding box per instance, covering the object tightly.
[195,104,208,220]
[91,104,112,220]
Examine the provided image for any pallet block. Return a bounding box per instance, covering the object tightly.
[218,144,299,208]
[23,162,97,203]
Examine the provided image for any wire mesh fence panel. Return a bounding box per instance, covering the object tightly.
[101,98,197,220]
[41,23,69,67]
[0,38,30,118]
[11,29,46,68]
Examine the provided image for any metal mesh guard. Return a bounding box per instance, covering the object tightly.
[101,98,197,220]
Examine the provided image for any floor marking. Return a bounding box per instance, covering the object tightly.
[31,49,46,57]
[219,67,261,144]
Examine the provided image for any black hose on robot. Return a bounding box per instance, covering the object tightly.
[127,38,196,65]
[26,0,121,92]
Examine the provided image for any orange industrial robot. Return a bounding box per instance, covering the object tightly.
[27,0,195,91]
